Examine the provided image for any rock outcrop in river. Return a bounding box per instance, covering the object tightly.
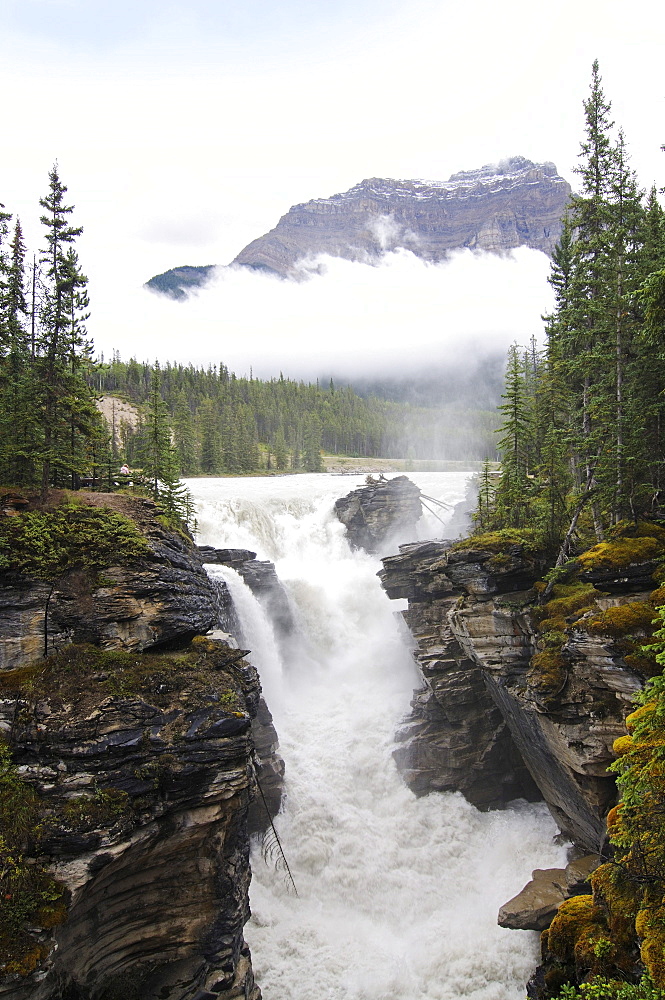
[0,494,282,1000]
[334,475,422,554]
[198,547,295,638]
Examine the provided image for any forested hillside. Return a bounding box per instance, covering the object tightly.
[0,167,497,495]
[95,356,498,474]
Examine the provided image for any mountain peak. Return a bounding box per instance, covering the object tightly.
[146,157,571,295]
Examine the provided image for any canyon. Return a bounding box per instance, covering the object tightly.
[0,496,282,1000]
[1,472,652,999]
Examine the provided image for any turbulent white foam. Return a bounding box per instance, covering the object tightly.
[187,473,566,1000]
[205,564,284,710]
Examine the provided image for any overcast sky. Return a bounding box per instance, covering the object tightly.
[1,0,663,378]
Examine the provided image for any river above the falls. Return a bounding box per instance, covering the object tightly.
[187,473,566,1000]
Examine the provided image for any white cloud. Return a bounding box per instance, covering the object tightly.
[95,247,554,380]
[0,0,661,387]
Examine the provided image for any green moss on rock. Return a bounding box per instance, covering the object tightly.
[0,499,151,580]
[578,522,665,573]
[0,742,68,976]
[0,641,247,717]
[452,527,542,554]
[585,603,657,639]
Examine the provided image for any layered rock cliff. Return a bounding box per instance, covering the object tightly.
[146,156,572,294]
[0,493,219,671]
[233,157,571,278]
[379,538,646,853]
[0,493,283,999]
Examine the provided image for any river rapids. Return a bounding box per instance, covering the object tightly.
[187,473,565,1000]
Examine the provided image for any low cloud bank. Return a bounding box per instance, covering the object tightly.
[93,246,554,383]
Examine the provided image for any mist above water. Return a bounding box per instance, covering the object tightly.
[190,473,565,1000]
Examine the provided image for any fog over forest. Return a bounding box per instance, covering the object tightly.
[115,246,553,387]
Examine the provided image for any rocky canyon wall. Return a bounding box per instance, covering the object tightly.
[379,538,645,853]
[0,494,283,1000]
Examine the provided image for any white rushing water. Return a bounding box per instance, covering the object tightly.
[187,473,566,1000]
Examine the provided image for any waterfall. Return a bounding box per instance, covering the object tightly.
[189,473,566,1000]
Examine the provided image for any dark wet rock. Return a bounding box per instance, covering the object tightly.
[394,595,540,808]
[0,500,285,1000]
[0,636,265,1000]
[334,475,422,553]
[248,697,284,837]
[580,560,661,593]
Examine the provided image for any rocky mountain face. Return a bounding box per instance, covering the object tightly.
[234,157,571,278]
[146,156,572,294]
[379,540,643,853]
[333,475,423,554]
[0,496,283,1000]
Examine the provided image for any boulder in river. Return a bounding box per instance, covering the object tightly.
[334,475,422,553]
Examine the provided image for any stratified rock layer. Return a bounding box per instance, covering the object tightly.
[380,540,642,851]
[0,497,284,1000]
[233,157,571,277]
[334,476,422,554]
[394,592,540,807]
[0,638,263,1000]
[198,547,295,637]
[0,497,219,671]
[381,541,541,809]
[146,156,572,292]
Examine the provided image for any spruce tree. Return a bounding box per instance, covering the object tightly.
[139,369,176,499]
[173,390,198,474]
[199,398,222,473]
[36,165,97,497]
[303,413,323,472]
[493,345,532,527]
[0,219,37,484]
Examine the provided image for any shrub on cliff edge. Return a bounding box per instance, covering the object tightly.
[0,499,150,579]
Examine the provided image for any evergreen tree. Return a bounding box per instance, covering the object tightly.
[35,165,97,497]
[273,425,288,470]
[475,460,496,530]
[138,369,176,499]
[199,398,222,473]
[0,219,37,485]
[4,219,27,344]
[303,413,323,472]
[477,61,665,557]
[493,345,532,527]
[173,390,198,474]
